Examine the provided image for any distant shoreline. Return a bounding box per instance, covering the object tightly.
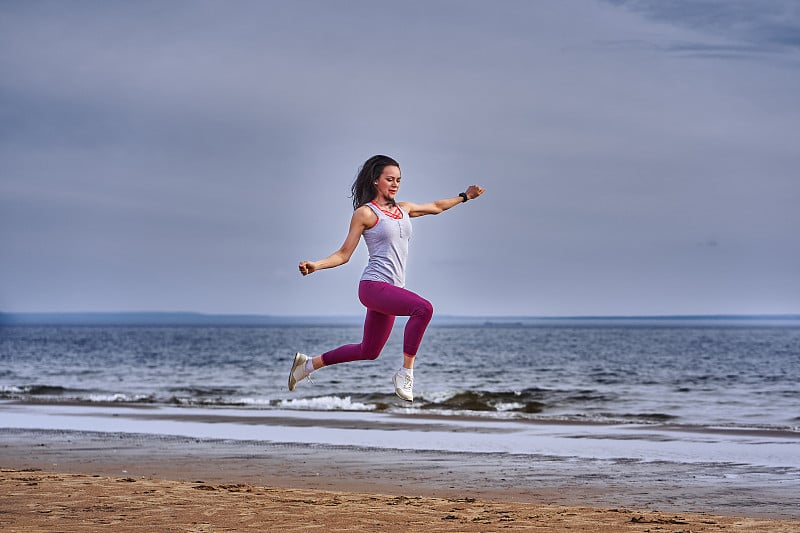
[1,311,799,327]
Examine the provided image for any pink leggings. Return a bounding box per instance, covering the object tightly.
[320,280,434,366]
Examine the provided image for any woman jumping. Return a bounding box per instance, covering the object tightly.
[289,155,485,401]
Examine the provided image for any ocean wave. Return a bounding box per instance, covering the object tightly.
[0,384,154,404]
[165,396,277,408]
[276,395,375,411]
[1,385,73,396]
[1,384,89,398]
[419,390,546,414]
[88,393,154,403]
[2,383,795,430]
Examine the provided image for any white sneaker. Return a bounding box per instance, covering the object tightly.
[392,369,414,402]
[288,352,309,391]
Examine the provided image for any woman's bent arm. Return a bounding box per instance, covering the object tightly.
[299,206,374,276]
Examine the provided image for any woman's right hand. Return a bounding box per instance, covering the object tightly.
[298,261,316,276]
[297,208,371,277]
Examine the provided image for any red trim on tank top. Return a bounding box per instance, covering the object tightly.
[370,201,403,219]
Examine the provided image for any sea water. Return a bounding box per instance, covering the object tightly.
[2,319,798,430]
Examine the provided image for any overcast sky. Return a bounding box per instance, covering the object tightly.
[1,0,798,317]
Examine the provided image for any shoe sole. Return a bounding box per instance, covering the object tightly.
[288,352,307,391]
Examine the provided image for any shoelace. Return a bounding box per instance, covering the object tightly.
[399,374,413,390]
[294,366,314,386]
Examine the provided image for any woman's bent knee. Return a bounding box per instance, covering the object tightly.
[415,298,434,321]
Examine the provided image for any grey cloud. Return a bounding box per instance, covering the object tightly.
[606,0,800,56]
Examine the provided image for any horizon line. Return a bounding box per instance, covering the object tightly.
[1,311,799,323]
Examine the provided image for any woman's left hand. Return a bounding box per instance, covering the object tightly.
[465,184,485,200]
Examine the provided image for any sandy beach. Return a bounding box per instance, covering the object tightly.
[3,415,800,532]
[2,468,798,532]
[6,469,800,532]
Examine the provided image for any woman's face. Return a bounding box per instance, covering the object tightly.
[373,165,401,202]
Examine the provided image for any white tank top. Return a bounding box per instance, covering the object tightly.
[360,202,412,287]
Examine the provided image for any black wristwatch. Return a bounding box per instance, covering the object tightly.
[459,192,469,203]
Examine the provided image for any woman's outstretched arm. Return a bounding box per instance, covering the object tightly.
[398,185,485,218]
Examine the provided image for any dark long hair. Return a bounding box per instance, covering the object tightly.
[350,155,400,210]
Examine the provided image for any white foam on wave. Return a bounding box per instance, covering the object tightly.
[232,397,273,407]
[422,390,456,403]
[88,393,150,403]
[495,402,525,412]
[276,395,374,411]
